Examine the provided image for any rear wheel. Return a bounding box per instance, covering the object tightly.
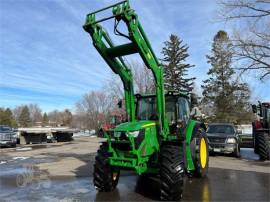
[257,133,270,161]
[160,145,185,201]
[93,143,119,191]
[191,127,209,178]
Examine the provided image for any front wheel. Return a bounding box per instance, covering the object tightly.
[160,145,185,201]
[191,127,209,178]
[93,143,119,192]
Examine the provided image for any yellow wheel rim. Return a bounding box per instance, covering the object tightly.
[200,138,207,169]
[113,172,118,181]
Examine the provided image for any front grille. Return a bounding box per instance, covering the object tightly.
[0,133,12,140]
[111,142,131,151]
[211,144,225,148]
[208,137,226,144]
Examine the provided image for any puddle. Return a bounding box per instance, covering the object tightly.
[16,147,32,151]
[0,168,269,201]
[240,148,260,161]
[12,157,29,160]
[0,160,7,165]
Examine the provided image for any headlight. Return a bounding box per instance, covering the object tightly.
[129,131,140,137]
[226,138,236,144]
[135,130,145,149]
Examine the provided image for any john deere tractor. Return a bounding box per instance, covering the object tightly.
[83,1,209,200]
[252,102,270,160]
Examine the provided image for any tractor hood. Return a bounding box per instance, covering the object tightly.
[112,120,157,132]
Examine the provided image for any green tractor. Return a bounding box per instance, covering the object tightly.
[83,1,209,200]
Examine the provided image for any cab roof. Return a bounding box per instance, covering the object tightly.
[135,91,190,99]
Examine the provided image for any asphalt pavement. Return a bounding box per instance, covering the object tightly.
[0,137,269,201]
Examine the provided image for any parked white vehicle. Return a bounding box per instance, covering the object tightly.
[0,125,17,147]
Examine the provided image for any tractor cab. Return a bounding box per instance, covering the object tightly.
[135,92,190,135]
[252,102,270,129]
[261,103,270,129]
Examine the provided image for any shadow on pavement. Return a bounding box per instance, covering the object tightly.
[135,175,160,201]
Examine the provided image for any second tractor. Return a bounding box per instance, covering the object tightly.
[252,102,270,160]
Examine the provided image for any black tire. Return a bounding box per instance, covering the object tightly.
[233,144,240,158]
[253,133,259,154]
[257,133,270,161]
[93,143,119,192]
[160,145,185,201]
[190,127,209,178]
[98,129,104,138]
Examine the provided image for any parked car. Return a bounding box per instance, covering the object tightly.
[0,125,17,147]
[206,123,241,157]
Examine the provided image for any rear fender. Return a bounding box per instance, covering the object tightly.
[185,120,207,171]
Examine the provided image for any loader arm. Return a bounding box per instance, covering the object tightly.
[83,0,169,137]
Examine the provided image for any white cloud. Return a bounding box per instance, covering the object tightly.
[0,0,269,111]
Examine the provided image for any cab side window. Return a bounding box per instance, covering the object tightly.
[178,97,190,123]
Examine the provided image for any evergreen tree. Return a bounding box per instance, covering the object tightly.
[201,30,251,123]
[62,109,73,126]
[18,106,31,127]
[161,34,195,92]
[0,108,17,127]
[42,112,49,126]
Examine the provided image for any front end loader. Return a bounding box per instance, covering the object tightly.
[83,1,209,200]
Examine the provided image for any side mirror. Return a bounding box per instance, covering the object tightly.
[190,107,202,118]
[117,100,122,108]
[251,104,257,113]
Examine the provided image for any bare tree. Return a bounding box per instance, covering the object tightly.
[13,106,24,122]
[105,73,124,100]
[75,91,113,131]
[13,104,42,126]
[130,61,155,94]
[28,104,43,125]
[218,0,270,80]
[47,109,73,127]
[105,61,155,100]
[48,110,61,126]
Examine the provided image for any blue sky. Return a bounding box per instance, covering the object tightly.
[0,0,269,112]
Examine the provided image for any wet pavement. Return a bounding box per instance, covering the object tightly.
[0,138,269,201]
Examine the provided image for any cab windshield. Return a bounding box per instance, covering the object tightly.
[136,97,157,120]
[136,95,190,123]
[110,116,122,125]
